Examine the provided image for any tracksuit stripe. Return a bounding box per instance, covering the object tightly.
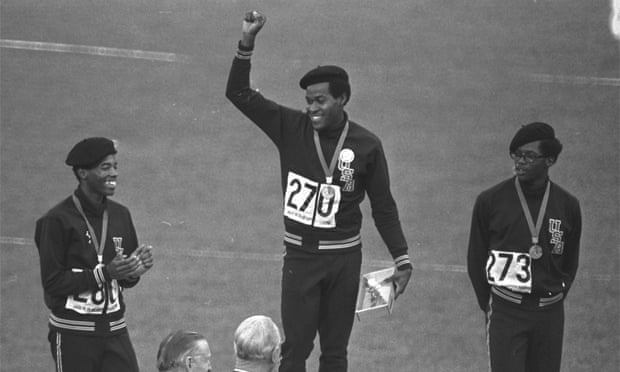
[56,332,63,372]
[491,286,522,304]
[394,254,411,268]
[539,292,563,306]
[284,232,362,250]
[236,49,253,60]
[491,286,564,307]
[318,234,361,249]
[485,296,493,372]
[49,313,127,333]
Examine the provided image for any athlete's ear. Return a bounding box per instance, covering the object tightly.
[77,168,88,180]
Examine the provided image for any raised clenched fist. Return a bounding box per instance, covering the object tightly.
[242,10,266,36]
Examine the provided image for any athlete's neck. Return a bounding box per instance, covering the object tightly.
[319,115,347,138]
[517,176,549,191]
[79,183,105,205]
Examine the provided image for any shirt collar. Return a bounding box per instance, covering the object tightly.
[74,187,107,216]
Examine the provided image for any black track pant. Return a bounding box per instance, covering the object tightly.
[279,248,362,372]
[49,330,139,372]
[486,297,564,372]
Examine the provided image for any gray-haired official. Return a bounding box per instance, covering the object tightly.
[233,315,282,372]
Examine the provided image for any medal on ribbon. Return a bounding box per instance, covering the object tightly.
[313,121,349,188]
[515,178,551,261]
[529,244,543,260]
[72,194,109,266]
[321,185,336,200]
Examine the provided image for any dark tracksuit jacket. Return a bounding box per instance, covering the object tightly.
[225,52,410,268]
[467,177,581,312]
[35,187,140,337]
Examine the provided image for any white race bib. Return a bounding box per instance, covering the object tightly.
[66,279,121,315]
[486,250,532,293]
[283,172,341,229]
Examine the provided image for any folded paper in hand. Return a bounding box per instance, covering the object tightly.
[355,267,395,320]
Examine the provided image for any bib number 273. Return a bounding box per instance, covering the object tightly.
[486,250,532,293]
[283,172,341,228]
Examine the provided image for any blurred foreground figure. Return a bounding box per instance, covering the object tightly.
[233,315,282,372]
[157,330,212,372]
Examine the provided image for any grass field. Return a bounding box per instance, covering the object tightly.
[1,1,619,371]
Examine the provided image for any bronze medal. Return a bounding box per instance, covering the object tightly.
[515,179,551,263]
[529,244,543,260]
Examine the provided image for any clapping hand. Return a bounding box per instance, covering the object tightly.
[128,244,154,278]
[106,244,153,280]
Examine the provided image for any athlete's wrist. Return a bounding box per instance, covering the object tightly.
[238,37,255,51]
[236,40,253,60]
[394,254,411,271]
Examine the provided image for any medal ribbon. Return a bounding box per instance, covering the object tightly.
[313,121,349,184]
[72,194,109,264]
[514,178,550,245]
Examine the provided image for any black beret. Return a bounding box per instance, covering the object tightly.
[299,65,349,89]
[509,122,556,153]
[65,137,117,168]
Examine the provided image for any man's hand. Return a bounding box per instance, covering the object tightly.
[243,11,266,36]
[389,267,413,300]
[127,244,154,278]
[106,254,141,280]
[240,10,266,49]
[134,244,154,269]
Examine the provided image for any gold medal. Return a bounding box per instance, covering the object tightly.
[529,244,543,260]
[321,185,335,200]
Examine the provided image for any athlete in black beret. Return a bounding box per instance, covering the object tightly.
[35,137,154,372]
[65,137,118,168]
[509,122,563,158]
[467,122,581,372]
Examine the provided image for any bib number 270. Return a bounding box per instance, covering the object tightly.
[283,172,341,228]
[486,250,532,293]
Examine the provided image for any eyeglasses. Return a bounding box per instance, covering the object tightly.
[510,151,545,163]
